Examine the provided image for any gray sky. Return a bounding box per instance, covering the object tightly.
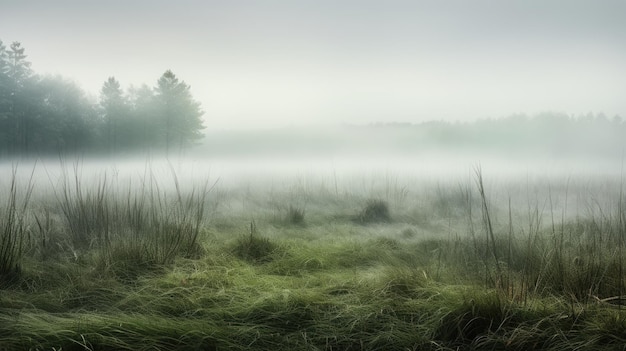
[2,0,625,130]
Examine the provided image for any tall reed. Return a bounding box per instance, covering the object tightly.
[0,166,35,282]
[474,166,503,288]
[54,162,214,274]
[57,164,112,249]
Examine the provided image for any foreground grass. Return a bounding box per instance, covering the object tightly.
[2,230,626,351]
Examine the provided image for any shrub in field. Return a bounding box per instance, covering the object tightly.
[285,205,305,225]
[232,221,279,263]
[358,199,391,223]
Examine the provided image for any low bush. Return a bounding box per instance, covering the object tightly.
[358,199,391,223]
[232,222,279,263]
[285,205,305,225]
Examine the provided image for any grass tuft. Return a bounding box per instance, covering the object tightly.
[285,205,305,225]
[232,221,280,263]
[357,199,391,223]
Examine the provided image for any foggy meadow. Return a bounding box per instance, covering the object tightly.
[2,121,626,349]
[2,1,626,349]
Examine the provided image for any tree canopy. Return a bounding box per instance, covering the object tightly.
[0,39,206,157]
[155,70,205,154]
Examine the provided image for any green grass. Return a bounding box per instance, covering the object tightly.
[0,166,34,283]
[1,161,626,350]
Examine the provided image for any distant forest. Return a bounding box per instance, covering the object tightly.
[1,39,624,159]
[0,40,204,157]
[202,113,626,159]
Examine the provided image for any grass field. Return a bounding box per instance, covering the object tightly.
[1,157,626,350]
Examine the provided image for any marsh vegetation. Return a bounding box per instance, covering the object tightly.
[1,157,626,350]
[3,1,625,348]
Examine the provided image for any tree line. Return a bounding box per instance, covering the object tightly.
[200,112,625,158]
[0,40,205,157]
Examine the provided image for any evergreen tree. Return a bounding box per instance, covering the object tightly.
[0,40,10,153]
[6,42,32,86]
[0,39,211,156]
[5,42,34,153]
[155,70,204,155]
[0,40,7,73]
[128,84,158,151]
[100,77,128,153]
[36,76,95,153]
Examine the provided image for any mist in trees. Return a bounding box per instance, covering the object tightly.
[0,39,205,157]
[0,40,35,154]
[1,38,623,163]
[155,70,204,154]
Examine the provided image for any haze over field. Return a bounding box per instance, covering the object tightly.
[5,4,626,350]
[2,0,625,130]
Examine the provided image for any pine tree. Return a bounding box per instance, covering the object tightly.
[155,70,204,155]
[5,42,33,153]
[6,42,31,86]
[100,77,127,154]
[0,40,10,153]
[37,76,95,153]
[128,84,159,151]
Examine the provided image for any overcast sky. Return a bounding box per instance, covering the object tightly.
[2,0,625,130]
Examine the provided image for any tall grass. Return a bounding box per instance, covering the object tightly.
[58,164,112,249]
[53,162,214,276]
[0,166,34,282]
[459,169,626,304]
[474,166,504,288]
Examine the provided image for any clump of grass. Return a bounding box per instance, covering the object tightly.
[232,221,279,263]
[31,209,67,261]
[435,290,520,344]
[377,266,428,298]
[285,205,305,225]
[357,199,391,223]
[53,162,212,277]
[57,165,112,249]
[97,239,161,281]
[401,227,417,239]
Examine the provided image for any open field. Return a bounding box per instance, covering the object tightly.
[1,157,626,350]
